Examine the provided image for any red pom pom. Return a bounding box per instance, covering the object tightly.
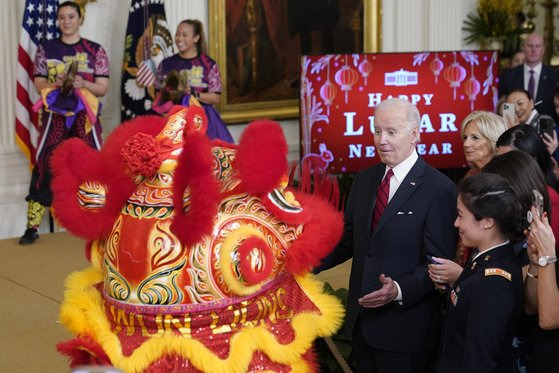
[285,193,343,274]
[235,120,288,195]
[121,133,168,177]
[51,138,136,240]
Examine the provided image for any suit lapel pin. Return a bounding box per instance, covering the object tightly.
[484,255,490,261]
[410,181,416,186]
[471,261,477,270]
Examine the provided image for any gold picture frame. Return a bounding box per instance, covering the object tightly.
[209,0,382,124]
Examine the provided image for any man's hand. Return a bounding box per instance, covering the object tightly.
[358,274,398,308]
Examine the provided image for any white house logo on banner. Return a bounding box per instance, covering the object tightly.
[385,69,418,86]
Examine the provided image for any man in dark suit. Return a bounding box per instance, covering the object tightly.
[316,98,457,372]
[499,32,559,122]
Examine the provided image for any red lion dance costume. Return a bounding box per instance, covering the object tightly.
[51,104,344,372]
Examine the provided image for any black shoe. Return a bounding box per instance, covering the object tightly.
[19,228,39,245]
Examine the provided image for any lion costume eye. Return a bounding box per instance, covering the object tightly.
[267,188,302,213]
[77,181,107,210]
[220,225,274,295]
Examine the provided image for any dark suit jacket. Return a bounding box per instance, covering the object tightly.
[437,242,522,373]
[318,157,457,352]
[499,64,559,121]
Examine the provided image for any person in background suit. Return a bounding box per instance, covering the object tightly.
[316,98,457,373]
[499,32,559,122]
[511,51,525,69]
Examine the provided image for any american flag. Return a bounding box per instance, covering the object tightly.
[15,0,59,166]
[136,59,156,87]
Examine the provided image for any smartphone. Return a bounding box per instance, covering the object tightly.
[426,255,440,264]
[501,102,516,128]
[538,115,556,138]
[527,189,544,223]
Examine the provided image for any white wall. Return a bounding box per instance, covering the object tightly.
[382,0,475,52]
[0,0,475,239]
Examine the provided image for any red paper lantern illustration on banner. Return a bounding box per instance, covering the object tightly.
[443,52,466,100]
[464,64,481,110]
[335,57,358,103]
[320,60,337,115]
[430,53,444,83]
[320,81,337,116]
[358,58,373,85]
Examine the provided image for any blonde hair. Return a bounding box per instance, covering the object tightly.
[460,111,508,155]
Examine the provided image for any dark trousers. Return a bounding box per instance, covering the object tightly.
[353,321,431,373]
[27,109,101,206]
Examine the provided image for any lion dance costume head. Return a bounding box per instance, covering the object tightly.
[51,105,344,372]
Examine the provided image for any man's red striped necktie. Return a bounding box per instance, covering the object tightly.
[371,168,394,231]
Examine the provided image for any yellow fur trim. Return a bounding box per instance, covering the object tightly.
[59,267,344,373]
[220,225,266,296]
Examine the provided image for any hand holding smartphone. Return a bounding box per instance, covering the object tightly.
[427,255,450,291]
[527,189,544,224]
[426,255,440,264]
[501,102,516,128]
[537,115,556,138]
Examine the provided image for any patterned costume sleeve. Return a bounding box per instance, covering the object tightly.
[94,46,110,78]
[33,44,48,78]
[207,61,222,94]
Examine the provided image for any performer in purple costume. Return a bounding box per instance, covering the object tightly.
[156,19,233,143]
[19,1,109,245]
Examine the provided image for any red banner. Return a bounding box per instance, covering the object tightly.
[300,51,500,173]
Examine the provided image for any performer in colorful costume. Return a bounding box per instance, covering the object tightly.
[51,101,344,372]
[154,19,233,143]
[20,1,109,245]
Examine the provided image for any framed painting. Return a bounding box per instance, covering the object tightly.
[209,0,382,124]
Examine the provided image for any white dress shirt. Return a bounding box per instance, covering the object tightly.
[382,150,419,202]
[524,63,542,100]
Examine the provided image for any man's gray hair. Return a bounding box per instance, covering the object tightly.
[375,98,421,141]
